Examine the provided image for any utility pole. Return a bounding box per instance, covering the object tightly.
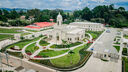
[0,52,3,72]
[5,51,9,67]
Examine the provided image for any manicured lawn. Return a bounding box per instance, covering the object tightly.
[122,48,128,56]
[0,34,13,41]
[122,57,128,72]
[113,41,120,45]
[38,49,69,57]
[86,31,103,39]
[124,35,128,39]
[0,28,22,33]
[113,46,120,52]
[26,29,39,32]
[6,37,40,49]
[21,33,31,36]
[25,43,39,53]
[39,40,50,46]
[50,44,90,67]
[50,42,82,48]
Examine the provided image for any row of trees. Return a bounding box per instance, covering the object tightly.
[73,4,128,27]
[0,4,128,27]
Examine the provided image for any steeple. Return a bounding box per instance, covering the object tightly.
[57,12,63,26]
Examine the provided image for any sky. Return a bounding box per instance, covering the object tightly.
[0,0,128,10]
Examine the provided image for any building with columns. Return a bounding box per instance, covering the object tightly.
[47,13,85,44]
[70,22,104,31]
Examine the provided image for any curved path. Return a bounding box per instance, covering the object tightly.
[86,33,93,41]
[22,33,92,60]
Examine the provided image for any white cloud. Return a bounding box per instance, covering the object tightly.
[0,0,128,10]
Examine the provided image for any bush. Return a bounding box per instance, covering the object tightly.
[50,42,82,48]
[122,48,128,56]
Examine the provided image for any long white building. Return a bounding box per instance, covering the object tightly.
[70,22,104,31]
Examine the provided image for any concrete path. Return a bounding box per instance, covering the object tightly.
[86,33,93,40]
[74,54,121,72]
[74,28,122,72]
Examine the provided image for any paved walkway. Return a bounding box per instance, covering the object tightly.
[74,28,121,72]
[22,33,91,60]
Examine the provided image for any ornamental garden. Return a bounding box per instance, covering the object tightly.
[0,27,103,70]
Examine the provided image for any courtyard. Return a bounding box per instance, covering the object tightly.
[0,29,103,70]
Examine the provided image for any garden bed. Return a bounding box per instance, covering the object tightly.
[29,44,92,71]
[0,28,22,33]
[25,43,39,53]
[39,40,50,46]
[0,34,14,41]
[122,57,128,72]
[86,31,103,39]
[122,48,128,56]
[113,46,120,52]
[37,49,69,57]
[50,42,82,48]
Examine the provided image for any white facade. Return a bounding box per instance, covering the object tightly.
[70,22,104,31]
[48,13,85,44]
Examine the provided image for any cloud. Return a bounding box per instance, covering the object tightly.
[0,0,128,10]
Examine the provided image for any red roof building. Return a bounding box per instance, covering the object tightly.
[25,22,55,29]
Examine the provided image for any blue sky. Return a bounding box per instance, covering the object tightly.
[0,0,128,10]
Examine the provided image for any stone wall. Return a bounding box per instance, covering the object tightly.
[1,53,56,72]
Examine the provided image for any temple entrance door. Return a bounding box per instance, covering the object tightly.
[57,36,59,41]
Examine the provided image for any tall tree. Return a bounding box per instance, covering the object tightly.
[82,7,92,20]
[0,9,2,15]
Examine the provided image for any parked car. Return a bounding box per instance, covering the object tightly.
[106,29,110,33]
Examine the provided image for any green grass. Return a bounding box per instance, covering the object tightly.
[26,29,39,32]
[38,49,69,57]
[39,40,50,46]
[122,57,128,72]
[113,46,120,52]
[50,42,82,48]
[50,44,90,67]
[0,34,13,41]
[21,33,31,36]
[124,35,128,39]
[101,59,109,62]
[122,48,128,56]
[0,28,22,33]
[86,31,103,39]
[6,37,40,49]
[113,41,120,45]
[25,43,39,53]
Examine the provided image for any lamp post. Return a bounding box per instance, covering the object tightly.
[0,51,3,72]
[4,51,9,67]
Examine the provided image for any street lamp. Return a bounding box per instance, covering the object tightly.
[4,51,9,67]
[0,51,4,72]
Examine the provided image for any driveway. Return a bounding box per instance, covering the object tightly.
[74,28,121,72]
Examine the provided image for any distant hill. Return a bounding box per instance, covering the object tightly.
[0,8,72,12]
[0,8,27,12]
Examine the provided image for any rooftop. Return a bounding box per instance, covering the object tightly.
[25,22,55,29]
[70,22,102,25]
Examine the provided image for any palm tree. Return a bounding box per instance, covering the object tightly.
[68,50,75,64]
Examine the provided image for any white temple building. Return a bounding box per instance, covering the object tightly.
[70,22,104,31]
[47,13,85,44]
